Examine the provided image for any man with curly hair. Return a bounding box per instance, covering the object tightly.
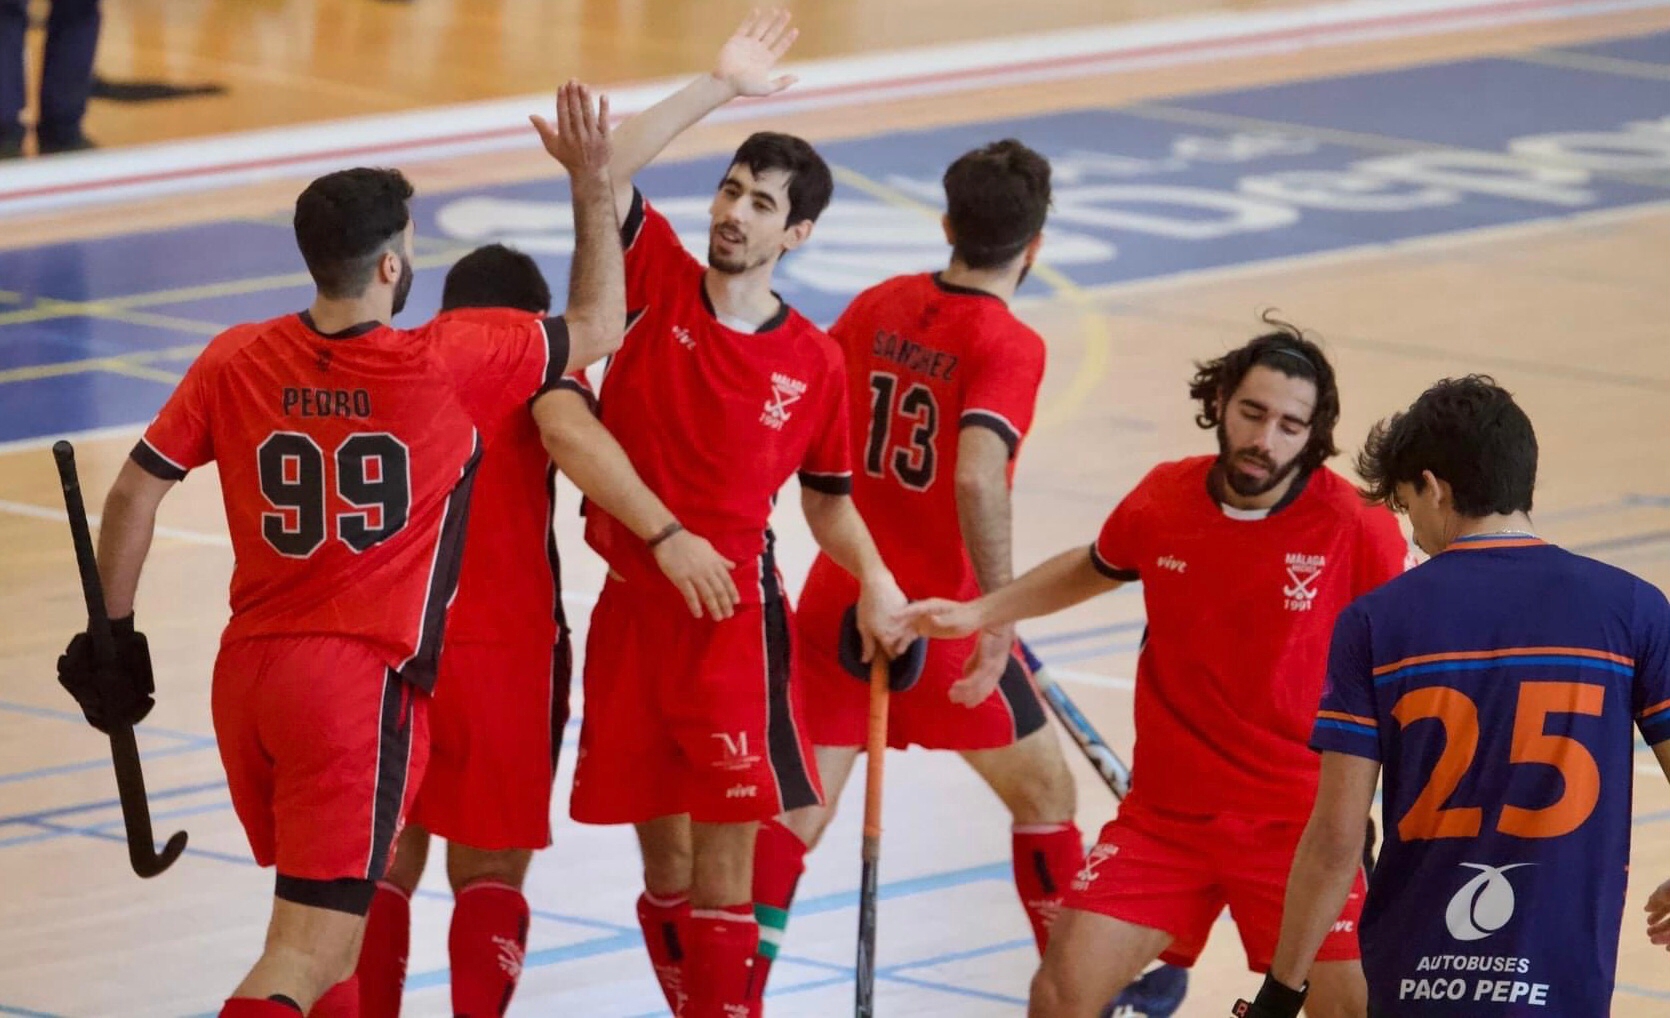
[908,323,1409,1018]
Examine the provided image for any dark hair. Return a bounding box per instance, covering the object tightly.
[943,139,1051,269]
[441,244,551,314]
[1188,314,1341,474]
[725,132,834,227]
[1356,375,1537,516]
[294,168,414,298]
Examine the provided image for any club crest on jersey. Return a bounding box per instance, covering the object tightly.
[672,324,695,350]
[762,372,807,430]
[1283,552,1326,611]
[1072,843,1119,891]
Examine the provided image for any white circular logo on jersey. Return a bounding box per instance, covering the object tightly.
[1445,863,1532,942]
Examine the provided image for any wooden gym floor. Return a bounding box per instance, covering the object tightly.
[3,1,1670,1014]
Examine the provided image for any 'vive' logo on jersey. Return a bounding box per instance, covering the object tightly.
[1445,863,1533,942]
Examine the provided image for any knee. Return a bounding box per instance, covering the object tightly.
[780,804,832,851]
[447,847,533,893]
[381,830,430,894]
[1028,963,1074,1018]
[690,847,753,907]
[1007,762,1077,825]
[642,840,693,897]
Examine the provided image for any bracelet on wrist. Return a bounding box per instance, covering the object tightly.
[647,522,684,549]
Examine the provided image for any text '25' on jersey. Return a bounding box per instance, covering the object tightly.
[1314,535,1670,1015]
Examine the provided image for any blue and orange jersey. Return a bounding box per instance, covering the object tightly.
[1313,534,1670,1016]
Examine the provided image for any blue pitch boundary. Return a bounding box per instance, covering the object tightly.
[7,33,1670,441]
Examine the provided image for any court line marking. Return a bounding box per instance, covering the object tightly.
[1516,45,1670,78]
[0,740,217,788]
[6,192,1668,458]
[1,0,1664,213]
[1125,99,1670,192]
[0,498,231,546]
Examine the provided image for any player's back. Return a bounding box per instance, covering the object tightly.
[1344,535,1670,1015]
[139,310,563,689]
[436,309,570,652]
[828,272,1045,599]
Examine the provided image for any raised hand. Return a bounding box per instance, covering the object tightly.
[901,598,983,640]
[653,528,740,620]
[948,625,1014,707]
[714,8,799,98]
[530,80,613,179]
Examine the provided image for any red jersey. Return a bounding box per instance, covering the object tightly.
[136,310,570,690]
[1090,456,1408,819]
[826,272,1045,600]
[585,189,851,602]
[439,308,586,651]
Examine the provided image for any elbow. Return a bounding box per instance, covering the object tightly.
[567,315,625,369]
[954,469,1003,512]
[1302,814,1367,871]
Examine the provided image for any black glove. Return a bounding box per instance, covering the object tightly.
[57,615,156,734]
[1233,974,1308,1018]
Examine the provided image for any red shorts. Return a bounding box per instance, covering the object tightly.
[797,556,1048,750]
[212,635,429,882]
[570,579,822,825]
[1066,801,1365,971]
[409,630,572,850]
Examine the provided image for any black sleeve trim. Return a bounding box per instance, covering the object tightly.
[960,410,1021,458]
[621,188,646,250]
[550,376,599,413]
[1089,545,1139,582]
[799,471,853,495]
[130,439,188,481]
[539,316,572,387]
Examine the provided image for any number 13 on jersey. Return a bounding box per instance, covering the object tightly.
[866,371,940,491]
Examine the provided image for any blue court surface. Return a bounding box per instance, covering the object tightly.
[4,32,1670,447]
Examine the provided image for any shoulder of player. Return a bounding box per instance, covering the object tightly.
[191,315,304,374]
[1119,456,1210,509]
[780,308,845,367]
[429,307,544,330]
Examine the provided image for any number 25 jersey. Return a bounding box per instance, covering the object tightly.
[135,310,570,690]
[1314,536,1670,1015]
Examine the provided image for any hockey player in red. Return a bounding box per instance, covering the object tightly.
[909,327,1408,1018]
[540,11,915,1016]
[54,84,623,1018]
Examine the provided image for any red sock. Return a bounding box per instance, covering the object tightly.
[750,819,807,1002]
[218,999,301,1017]
[449,880,531,1018]
[683,904,759,1018]
[357,881,411,1018]
[310,977,360,1018]
[1012,823,1084,952]
[637,891,691,1015]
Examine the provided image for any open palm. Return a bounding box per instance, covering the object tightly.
[715,8,799,97]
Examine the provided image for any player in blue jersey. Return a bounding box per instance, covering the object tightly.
[1230,376,1670,1018]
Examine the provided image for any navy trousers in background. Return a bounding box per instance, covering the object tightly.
[1,0,101,146]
